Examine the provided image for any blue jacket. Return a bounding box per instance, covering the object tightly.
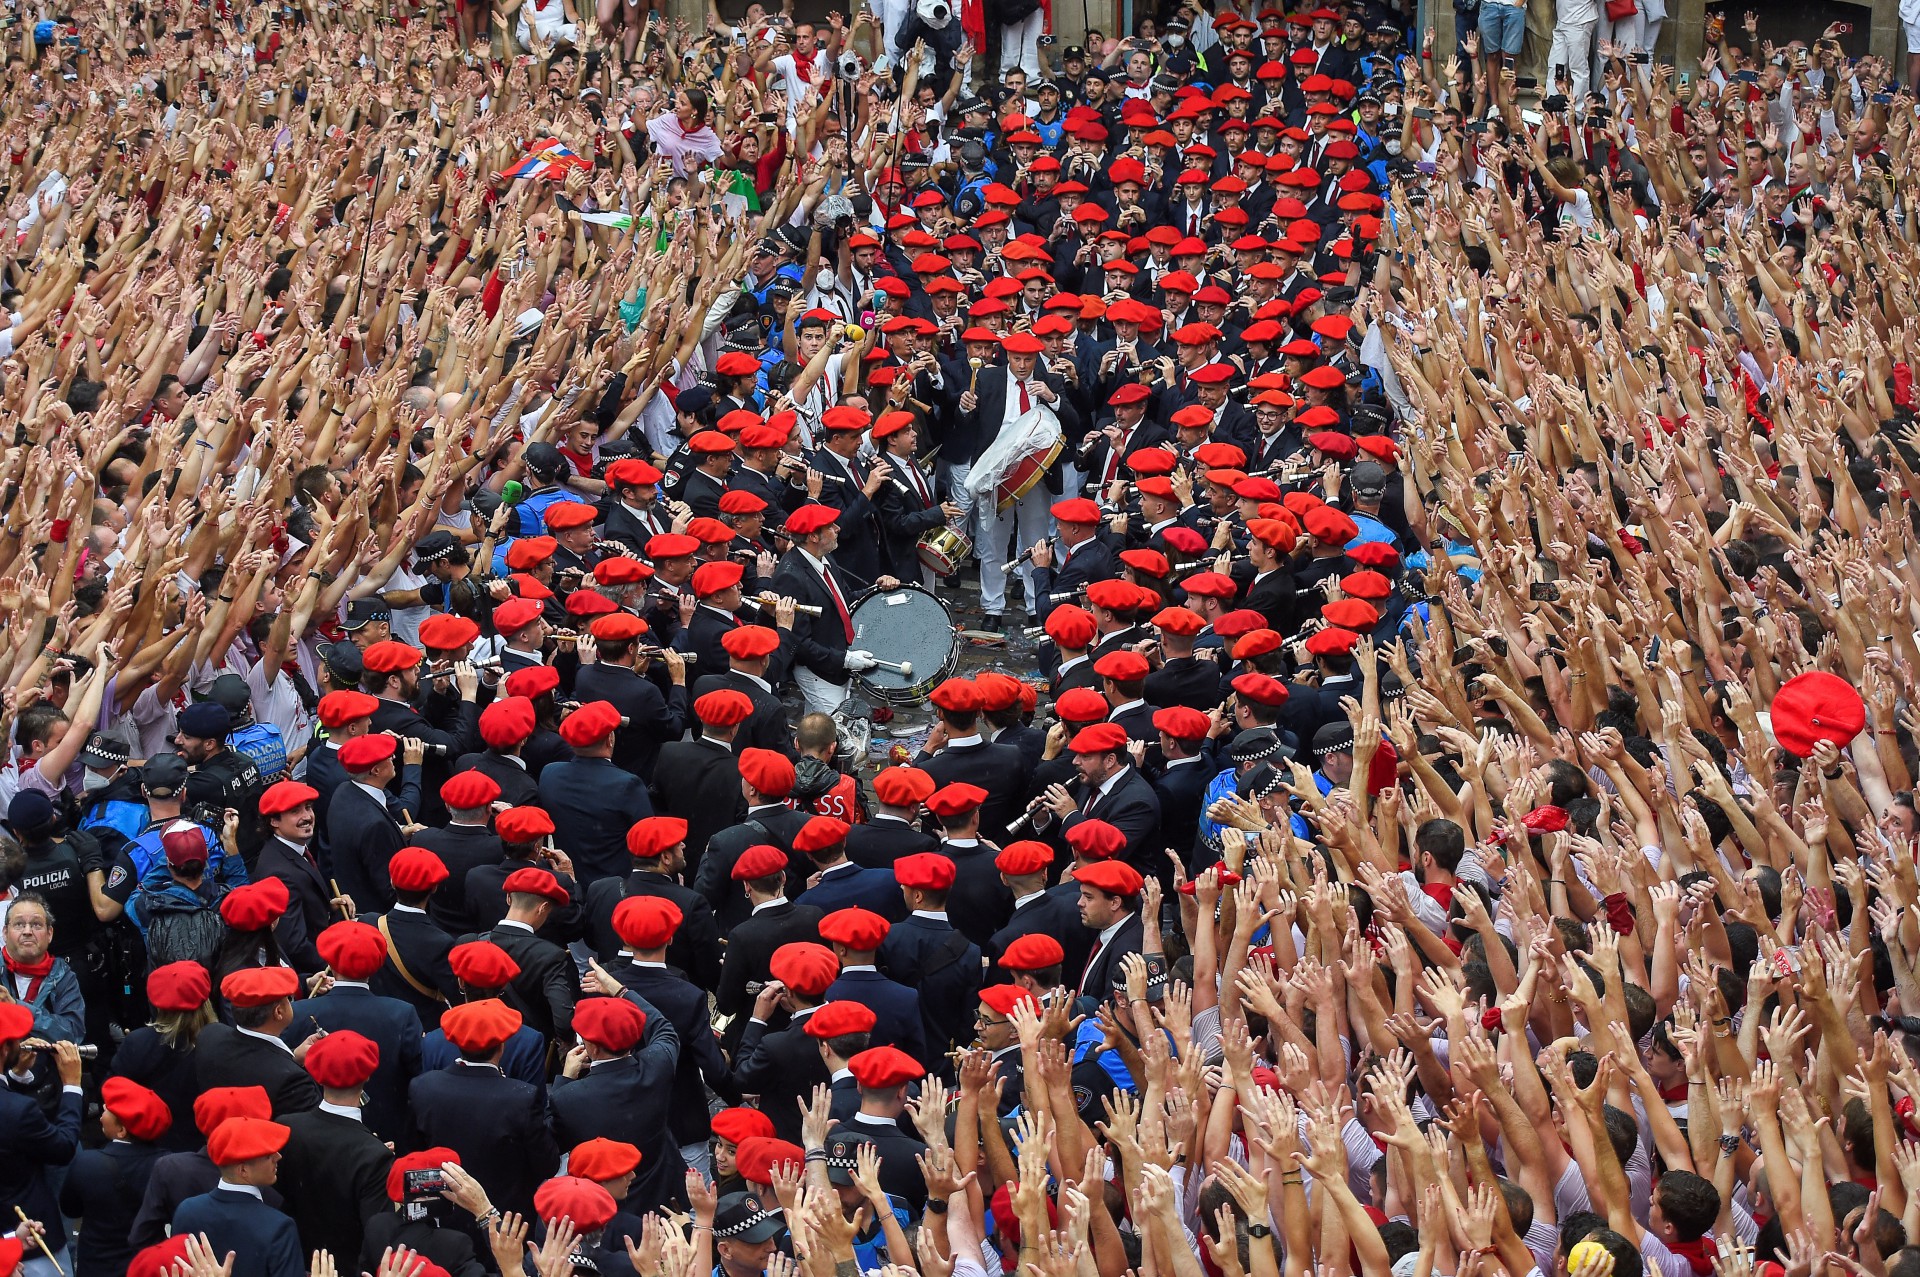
[0,1083,82,1250]
[173,1185,304,1277]
[125,820,248,890]
[124,865,226,944]
[15,957,84,1045]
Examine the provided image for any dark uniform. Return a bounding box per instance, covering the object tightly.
[729,1005,831,1146]
[822,967,927,1063]
[60,1136,164,1277]
[877,914,982,1064]
[171,1185,304,1277]
[602,959,739,1151]
[843,816,938,870]
[475,921,578,1043]
[916,739,1027,842]
[409,1061,559,1221]
[538,755,656,887]
[250,834,335,978]
[547,991,685,1215]
[282,985,425,1143]
[275,1105,394,1270]
[584,870,723,991]
[406,823,505,935]
[649,737,747,875]
[573,662,690,782]
[362,906,461,1033]
[193,1024,322,1116]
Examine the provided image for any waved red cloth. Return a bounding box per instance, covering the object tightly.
[1604,891,1636,936]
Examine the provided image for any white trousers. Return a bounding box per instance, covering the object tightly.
[1548,17,1596,100]
[1596,8,1643,87]
[796,666,848,716]
[872,0,910,62]
[978,487,1050,614]
[999,9,1043,76]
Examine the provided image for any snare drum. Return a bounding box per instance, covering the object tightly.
[847,583,960,704]
[916,525,972,576]
[994,438,1065,511]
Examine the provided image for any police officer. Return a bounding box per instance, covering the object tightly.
[173,702,267,867]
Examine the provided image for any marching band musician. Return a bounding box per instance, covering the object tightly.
[955,332,1081,632]
[806,407,891,591]
[870,412,961,589]
[1076,384,1170,495]
[769,506,898,716]
[1026,498,1116,626]
[602,459,677,552]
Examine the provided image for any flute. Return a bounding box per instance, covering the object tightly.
[639,646,701,664]
[1006,795,1049,836]
[1001,546,1037,573]
[744,594,825,617]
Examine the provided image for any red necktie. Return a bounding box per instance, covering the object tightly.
[823,567,854,642]
[1103,431,1128,484]
[1188,211,1199,236]
[1018,380,1032,414]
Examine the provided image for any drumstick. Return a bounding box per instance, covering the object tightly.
[329,880,349,916]
[15,1207,62,1277]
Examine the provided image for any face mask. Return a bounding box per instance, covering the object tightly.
[1386,139,1402,155]
[1383,101,1399,116]
[815,269,836,292]
[1166,33,1185,47]
[83,769,111,793]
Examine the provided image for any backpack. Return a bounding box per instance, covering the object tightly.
[229,720,288,784]
[139,884,230,969]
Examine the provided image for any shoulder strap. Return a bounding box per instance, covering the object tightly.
[376,915,446,1004]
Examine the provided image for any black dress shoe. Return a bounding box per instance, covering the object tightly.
[981,613,1004,631]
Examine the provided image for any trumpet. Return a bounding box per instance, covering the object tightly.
[746,594,825,617]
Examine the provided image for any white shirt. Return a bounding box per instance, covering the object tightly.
[318,1101,364,1121]
[237,1026,295,1055]
[753,896,790,914]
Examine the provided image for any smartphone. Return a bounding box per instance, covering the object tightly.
[1874,92,1895,104]
[403,1168,447,1200]
[1529,581,1560,602]
[1629,49,1649,62]
[1467,120,1490,133]
[1411,106,1433,119]
[1733,69,1759,84]
[1834,21,1853,33]
[1505,449,1525,469]
[1516,75,1539,89]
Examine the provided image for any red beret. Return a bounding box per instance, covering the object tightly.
[735,1136,806,1185]
[1247,519,1299,553]
[589,613,649,644]
[1322,599,1379,631]
[0,1003,29,1045]
[130,1239,192,1277]
[895,852,957,891]
[739,748,796,799]
[258,780,319,817]
[614,897,684,950]
[441,769,502,810]
[925,783,988,818]
[441,999,524,1053]
[1303,627,1359,657]
[979,984,1036,1018]
[1346,540,1400,568]
[495,806,557,846]
[318,921,389,980]
[769,941,840,997]
[848,1045,923,1090]
[559,700,623,749]
[785,504,840,537]
[504,665,563,699]
[362,641,425,675]
[503,864,568,904]
[1216,610,1270,639]
[1152,607,1205,637]
[716,352,761,377]
[389,847,450,894]
[995,841,1054,875]
[544,502,598,532]
[1054,688,1111,724]
[606,458,664,488]
[1304,506,1360,544]
[102,1077,173,1142]
[627,816,690,859]
[1044,604,1097,649]
[1000,934,1066,971]
[1769,671,1867,758]
[692,689,754,728]
[804,1000,879,1039]
[818,907,891,951]
[1069,723,1131,754]
[193,1086,271,1137]
[449,941,521,988]
[732,844,790,881]
[337,734,397,772]
[646,533,702,559]
[534,1176,619,1231]
[317,690,380,728]
[1233,672,1291,707]
[721,626,783,662]
[147,960,212,1012]
[479,696,538,749]
[220,878,291,932]
[1052,497,1102,525]
[1122,549,1172,580]
[871,766,935,807]
[711,1108,777,1145]
[504,536,558,571]
[1235,629,1284,659]
[1154,706,1212,739]
[1093,651,1150,682]
[692,561,746,598]
[930,678,985,713]
[304,1028,380,1089]
[794,816,851,854]
[719,489,770,516]
[570,1138,642,1183]
[1076,861,1145,897]
[1181,571,1238,599]
[594,557,654,586]
[1086,580,1142,613]
[208,1116,290,1167]
[1065,820,1127,860]
[387,1147,462,1202]
[974,672,1024,712]
[574,996,648,1052]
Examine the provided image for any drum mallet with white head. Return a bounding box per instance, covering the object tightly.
[869,658,913,677]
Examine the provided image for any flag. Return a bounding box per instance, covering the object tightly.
[496,138,592,182]
[569,209,635,228]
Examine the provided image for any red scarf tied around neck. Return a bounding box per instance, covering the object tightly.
[4,948,54,1002]
[1667,1235,1719,1275]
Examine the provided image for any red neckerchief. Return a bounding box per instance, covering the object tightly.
[1419,881,1454,910]
[4,949,54,1002]
[793,52,814,82]
[1667,1237,1717,1276]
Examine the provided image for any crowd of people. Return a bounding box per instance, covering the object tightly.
[0,1,1915,1277]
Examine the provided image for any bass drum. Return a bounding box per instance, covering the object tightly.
[847,583,960,704]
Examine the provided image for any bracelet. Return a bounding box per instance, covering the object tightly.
[692,1223,714,1232]
[217,594,234,602]
[925,1199,949,1214]
[1281,1175,1304,1186]
[1824,767,1844,780]
[1718,1134,1741,1154]
[1712,1017,1732,1026]
[1248,1224,1273,1238]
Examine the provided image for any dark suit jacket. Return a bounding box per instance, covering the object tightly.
[1059,766,1163,881]
[276,1107,394,1270]
[843,817,937,871]
[253,836,334,977]
[1152,760,1212,874]
[940,842,1014,949]
[448,752,540,810]
[363,906,461,1032]
[420,1023,548,1093]
[714,900,823,1020]
[547,995,684,1215]
[1109,700,1157,746]
[573,662,689,783]
[796,861,902,920]
[472,922,578,1043]
[950,364,1082,466]
[649,737,747,878]
[917,740,1026,841]
[172,1185,304,1277]
[406,824,504,936]
[1030,536,1120,624]
[362,1212,486,1277]
[768,551,861,684]
[987,889,1091,977]
[194,1023,322,1117]
[464,860,584,947]
[1144,655,1228,712]
[325,775,417,914]
[109,1027,201,1152]
[584,869,722,990]
[1076,910,1145,1002]
[539,756,656,887]
[877,914,982,1063]
[693,806,812,930]
[823,967,926,1063]
[678,606,754,692]
[60,1136,161,1275]
[283,985,424,1143]
[604,961,737,1146]
[409,1061,558,1219]
[808,448,886,589]
[689,671,792,758]
[824,1116,928,1213]
[131,1151,286,1249]
[729,1008,831,1146]
[874,460,949,580]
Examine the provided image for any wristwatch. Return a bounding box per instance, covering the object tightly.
[1248,1224,1272,1238]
